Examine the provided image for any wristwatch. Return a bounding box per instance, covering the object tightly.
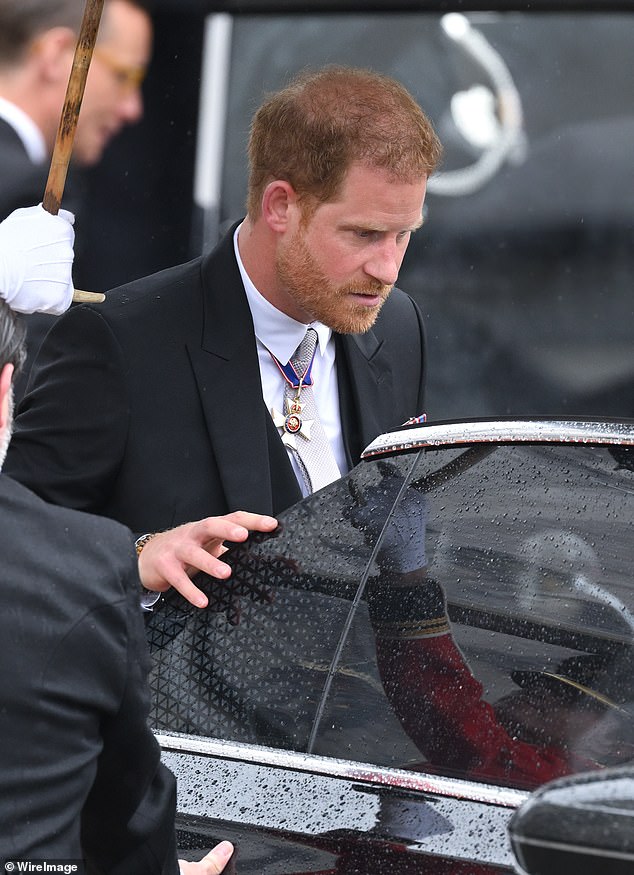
[135,532,162,611]
[135,531,158,555]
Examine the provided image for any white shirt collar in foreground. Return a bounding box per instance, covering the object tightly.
[0,97,47,164]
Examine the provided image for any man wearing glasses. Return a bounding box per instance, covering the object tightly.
[0,0,152,395]
[0,0,151,191]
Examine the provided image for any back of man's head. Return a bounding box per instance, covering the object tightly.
[0,299,24,467]
[0,1,85,68]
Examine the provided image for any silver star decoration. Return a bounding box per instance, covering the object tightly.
[271,408,314,444]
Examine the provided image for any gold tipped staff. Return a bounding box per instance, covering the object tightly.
[42,0,106,304]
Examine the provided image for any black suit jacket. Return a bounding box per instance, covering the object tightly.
[0,117,49,216]
[0,473,178,872]
[6,225,426,532]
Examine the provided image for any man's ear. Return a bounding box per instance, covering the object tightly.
[0,363,14,432]
[29,26,76,84]
[261,180,298,234]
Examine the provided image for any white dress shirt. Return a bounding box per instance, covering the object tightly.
[234,226,348,496]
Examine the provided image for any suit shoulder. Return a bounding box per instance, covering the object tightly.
[0,475,136,595]
[0,165,48,222]
[87,256,206,324]
[373,286,424,339]
[383,286,423,317]
[38,256,206,355]
[72,227,237,333]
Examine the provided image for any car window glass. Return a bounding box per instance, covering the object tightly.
[148,441,633,792]
[314,442,634,788]
[146,454,415,752]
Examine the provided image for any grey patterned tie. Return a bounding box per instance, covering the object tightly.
[277,328,341,494]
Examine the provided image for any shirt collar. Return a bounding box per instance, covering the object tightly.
[233,224,332,365]
[0,97,47,164]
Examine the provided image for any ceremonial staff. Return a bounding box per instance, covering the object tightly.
[42,0,106,304]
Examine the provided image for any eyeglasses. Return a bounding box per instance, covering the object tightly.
[93,46,147,92]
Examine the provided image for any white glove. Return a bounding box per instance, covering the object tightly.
[0,204,75,315]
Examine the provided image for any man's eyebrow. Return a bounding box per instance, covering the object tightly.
[343,217,425,233]
[399,218,424,234]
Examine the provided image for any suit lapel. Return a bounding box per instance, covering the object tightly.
[185,227,398,508]
[336,330,395,466]
[187,229,300,514]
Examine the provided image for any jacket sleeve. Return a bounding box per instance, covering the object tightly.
[367,573,573,790]
[5,304,130,514]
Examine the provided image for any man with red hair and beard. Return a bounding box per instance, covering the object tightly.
[6,66,441,605]
[3,71,586,827]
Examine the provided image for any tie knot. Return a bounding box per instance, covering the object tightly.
[291,327,318,372]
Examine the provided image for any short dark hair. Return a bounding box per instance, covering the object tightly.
[0,0,153,67]
[247,65,443,218]
[0,1,85,65]
[0,300,26,376]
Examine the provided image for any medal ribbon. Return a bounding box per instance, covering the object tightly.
[269,348,316,389]
[269,338,318,434]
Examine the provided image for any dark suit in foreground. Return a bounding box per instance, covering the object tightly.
[0,473,178,872]
[0,118,49,217]
[6,225,426,533]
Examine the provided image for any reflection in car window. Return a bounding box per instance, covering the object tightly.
[147,442,634,791]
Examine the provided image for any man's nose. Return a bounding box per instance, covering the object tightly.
[364,240,402,287]
[120,89,144,124]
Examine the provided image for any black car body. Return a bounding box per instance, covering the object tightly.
[509,765,634,874]
[149,418,634,872]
